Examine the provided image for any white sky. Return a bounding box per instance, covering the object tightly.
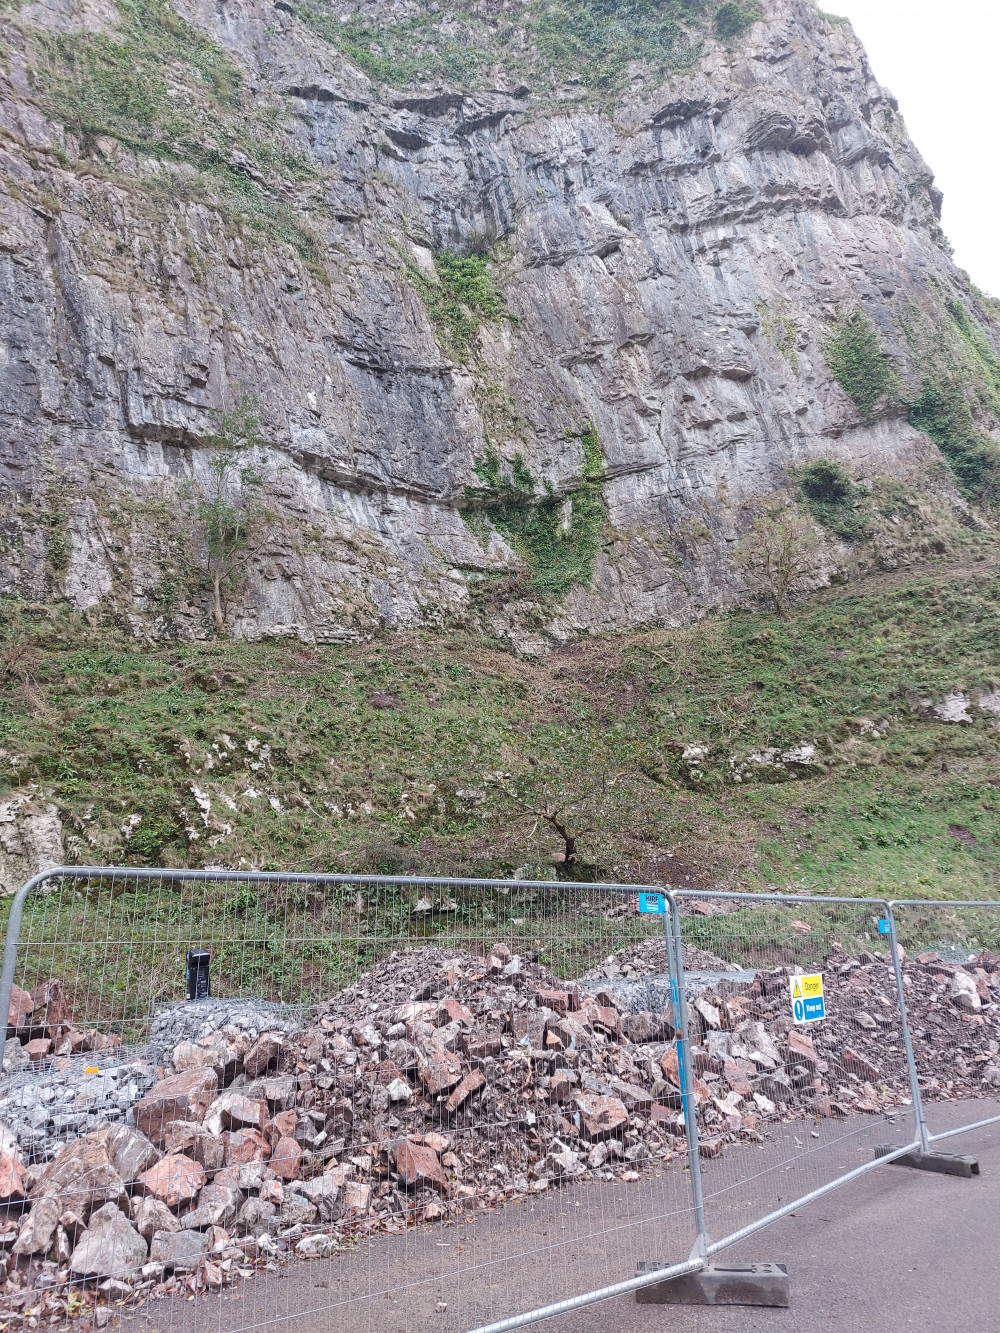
[834,0,999,296]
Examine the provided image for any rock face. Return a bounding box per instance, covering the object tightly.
[0,0,997,646]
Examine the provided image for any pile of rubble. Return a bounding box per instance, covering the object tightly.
[0,940,997,1326]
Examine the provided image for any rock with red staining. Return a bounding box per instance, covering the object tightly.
[136,1155,206,1210]
[392,1140,449,1193]
[270,1137,303,1181]
[573,1093,628,1142]
[223,1129,269,1167]
[134,1068,219,1146]
[445,1069,485,1113]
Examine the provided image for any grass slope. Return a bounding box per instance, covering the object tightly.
[2,557,999,902]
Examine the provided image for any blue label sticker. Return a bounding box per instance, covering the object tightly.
[878,919,891,934]
[638,892,666,914]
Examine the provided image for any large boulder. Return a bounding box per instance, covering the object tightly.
[136,1156,206,1210]
[180,1180,241,1231]
[134,1068,219,1146]
[203,1092,269,1137]
[161,1121,225,1171]
[131,1196,182,1242]
[88,1124,161,1183]
[28,1137,128,1220]
[149,1228,210,1271]
[69,1202,147,1280]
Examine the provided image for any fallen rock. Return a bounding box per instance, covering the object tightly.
[445,1069,486,1114]
[224,1129,270,1166]
[269,1136,302,1181]
[131,1196,182,1241]
[30,1137,128,1220]
[12,1195,62,1255]
[951,972,981,1012]
[292,1175,343,1222]
[416,1047,463,1095]
[134,1068,219,1145]
[136,1155,206,1210]
[573,1094,629,1142]
[203,1092,269,1137]
[161,1121,225,1171]
[0,1152,27,1204]
[149,1228,210,1270]
[244,1034,284,1077]
[171,1038,238,1080]
[69,1202,147,1280]
[89,1124,160,1183]
[392,1140,449,1193]
[181,1181,240,1230]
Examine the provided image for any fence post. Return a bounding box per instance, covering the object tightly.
[664,891,709,1261]
[884,901,930,1154]
[0,868,62,1043]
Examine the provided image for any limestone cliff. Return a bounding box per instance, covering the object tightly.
[1,0,998,645]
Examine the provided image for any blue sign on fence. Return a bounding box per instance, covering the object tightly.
[638,892,666,914]
[878,919,891,934]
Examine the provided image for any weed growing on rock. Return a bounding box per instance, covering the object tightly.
[823,309,899,425]
[297,0,713,100]
[467,425,607,600]
[406,251,504,360]
[24,0,320,266]
[713,1,761,41]
[904,298,1000,503]
[184,396,269,637]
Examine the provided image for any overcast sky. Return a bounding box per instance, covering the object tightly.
[835,0,999,295]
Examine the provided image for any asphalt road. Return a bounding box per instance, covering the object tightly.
[126,1099,1000,1333]
[548,1110,1000,1333]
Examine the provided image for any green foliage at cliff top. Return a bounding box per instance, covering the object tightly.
[11,0,319,264]
[295,0,741,96]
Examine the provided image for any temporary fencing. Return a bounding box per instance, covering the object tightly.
[0,867,997,1333]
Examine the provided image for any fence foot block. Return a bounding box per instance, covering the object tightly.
[635,1262,789,1307]
[876,1146,979,1177]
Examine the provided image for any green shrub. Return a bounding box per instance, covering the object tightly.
[796,459,870,541]
[713,1,760,39]
[903,299,1000,503]
[296,0,709,98]
[823,309,898,424]
[26,0,318,265]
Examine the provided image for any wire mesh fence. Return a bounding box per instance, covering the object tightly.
[0,869,998,1333]
[887,898,1000,1143]
[0,869,703,1333]
[670,890,920,1254]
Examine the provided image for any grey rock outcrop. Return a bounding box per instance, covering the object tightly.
[0,0,996,644]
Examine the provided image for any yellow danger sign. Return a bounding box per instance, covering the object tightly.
[791,974,823,999]
[789,973,825,1022]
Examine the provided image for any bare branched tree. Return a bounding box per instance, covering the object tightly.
[734,502,824,615]
[486,759,625,874]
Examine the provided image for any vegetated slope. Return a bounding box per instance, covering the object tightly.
[1,0,999,644]
[2,557,999,900]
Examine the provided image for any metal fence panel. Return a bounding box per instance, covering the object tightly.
[670,891,920,1252]
[0,869,703,1333]
[4,870,1000,1333]
[887,899,1000,1142]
